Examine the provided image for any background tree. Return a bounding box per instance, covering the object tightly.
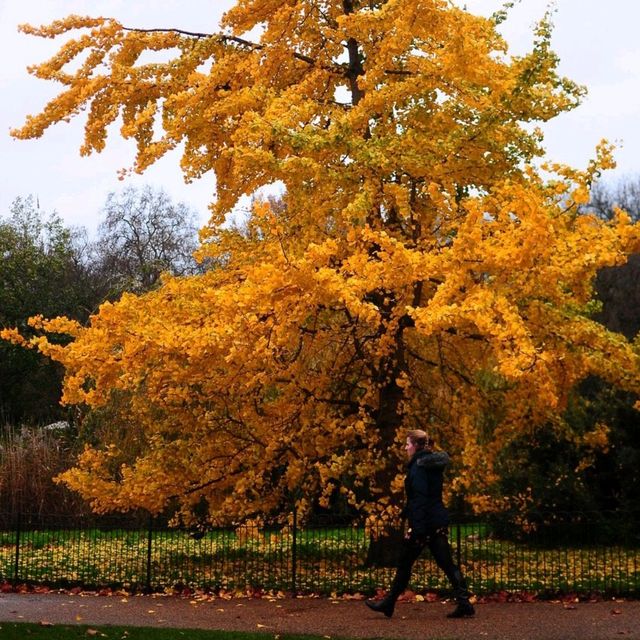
[582,176,640,339]
[0,197,97,423]
[94,185,203,296]
[488,376,640,539]
[0,188,202,424]
[586,176,640,223]
[5,2,640,526]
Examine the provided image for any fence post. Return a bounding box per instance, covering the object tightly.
[13,510,21,586]
[145,513,153,593]
[291,505,298,596]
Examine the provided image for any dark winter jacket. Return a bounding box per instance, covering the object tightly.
[403,450,450,535]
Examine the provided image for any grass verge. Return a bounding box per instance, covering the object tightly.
[0,623,352,640]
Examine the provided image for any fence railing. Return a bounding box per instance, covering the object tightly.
[1,510,639,596]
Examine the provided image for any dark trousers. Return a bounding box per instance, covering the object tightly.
[389,527,470,603]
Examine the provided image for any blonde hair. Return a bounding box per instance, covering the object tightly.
[407,429,433,450]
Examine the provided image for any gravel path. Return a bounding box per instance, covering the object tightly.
[1,593,639,640]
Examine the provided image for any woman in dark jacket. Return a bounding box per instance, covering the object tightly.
[365,429,475,619]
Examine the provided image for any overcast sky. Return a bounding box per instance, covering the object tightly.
[1,0,639,235]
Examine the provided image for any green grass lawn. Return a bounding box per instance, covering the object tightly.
[0,624,353,640]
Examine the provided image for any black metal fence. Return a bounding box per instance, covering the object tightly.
[1,510,639,596]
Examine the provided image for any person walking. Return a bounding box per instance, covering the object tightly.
[365,429,475,619]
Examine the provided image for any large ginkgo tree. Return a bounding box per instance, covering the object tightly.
[5,0,640,525]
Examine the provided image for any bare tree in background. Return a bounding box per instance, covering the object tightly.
[585,176,640,222]
[95,185,202,295]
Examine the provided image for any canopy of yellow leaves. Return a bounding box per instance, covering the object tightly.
[5,0,640,523]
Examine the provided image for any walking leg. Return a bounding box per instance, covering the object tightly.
[366,538,423,618]
[428,530,475,618]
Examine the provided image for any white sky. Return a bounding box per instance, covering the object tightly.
[1,0,639,235]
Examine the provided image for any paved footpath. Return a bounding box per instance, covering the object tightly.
[1,593,639,640]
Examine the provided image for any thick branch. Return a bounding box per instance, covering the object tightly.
[123,26,334,71]
[123,25,409,81]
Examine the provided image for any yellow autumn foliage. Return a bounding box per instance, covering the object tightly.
[6,1,640,522]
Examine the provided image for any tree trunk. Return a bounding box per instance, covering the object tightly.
[364,524,404,568]
[364,368,406,567]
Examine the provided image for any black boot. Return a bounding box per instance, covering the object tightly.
[446,600,475,618]
[446,568,475,618]
[365,595,396,618]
